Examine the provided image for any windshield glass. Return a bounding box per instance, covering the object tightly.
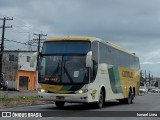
[39,41,90,84]
[39,55,88,84]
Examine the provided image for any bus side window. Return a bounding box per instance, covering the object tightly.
[90,60,97,82]
[91,41,98,82]
[93,60,98,78]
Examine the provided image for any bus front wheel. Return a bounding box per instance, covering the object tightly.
[95,89,104,108]
[54,101,65,108]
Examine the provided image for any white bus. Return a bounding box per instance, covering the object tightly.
[31,36,140,108]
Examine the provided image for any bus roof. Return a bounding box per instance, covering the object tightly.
[47,36,96,42]
[46,36,138,57]
[101,40,138,58]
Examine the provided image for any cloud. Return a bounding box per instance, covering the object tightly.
[1,0,160,76]
[141,62,155,65]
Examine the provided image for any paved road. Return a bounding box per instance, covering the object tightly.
[0,93,160,120]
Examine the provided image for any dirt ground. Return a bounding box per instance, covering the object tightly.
[0,90,54,108]
[0,100,54,109]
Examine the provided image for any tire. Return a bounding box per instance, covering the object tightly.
[3,85,8,91]
[95,89,104,108]
[127,91,133,104]
[54,101,65,108]
[120,91,133,104]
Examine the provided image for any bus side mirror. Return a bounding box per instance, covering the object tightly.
[30,52,38,67]
[86,51,92,67]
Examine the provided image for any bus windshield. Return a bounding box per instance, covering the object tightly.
[39,41,90,84]
[42,41,90,54]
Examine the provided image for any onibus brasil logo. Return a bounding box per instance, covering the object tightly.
[2,112,42,118]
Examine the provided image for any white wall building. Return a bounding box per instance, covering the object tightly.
[3,50,37,91]
[18,51,37,71]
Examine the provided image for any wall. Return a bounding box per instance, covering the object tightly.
[158,79,160,89]
[2,51,37,91]
[17,70,36,91]
[2,51,18,81]
[7,80,17,90]
[18,52,37,71]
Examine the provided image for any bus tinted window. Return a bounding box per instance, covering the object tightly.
[91,41,98,63]
[42,41,90,54]
[98,42,139,70]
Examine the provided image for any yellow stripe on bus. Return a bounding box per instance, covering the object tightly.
[118,67,140,98]
[40,84,73,94]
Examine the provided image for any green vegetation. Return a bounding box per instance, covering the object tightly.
[0,95,39,102]
[154,81,158,87]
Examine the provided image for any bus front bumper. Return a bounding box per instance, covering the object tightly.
[38,91,90,103]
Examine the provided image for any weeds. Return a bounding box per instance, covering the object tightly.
[0,95,38,101]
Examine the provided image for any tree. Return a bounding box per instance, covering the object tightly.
[154,81,158,87]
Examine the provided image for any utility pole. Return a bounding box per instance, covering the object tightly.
[0,17,13,75]
[149,71,151,90]
[33,33,47,67]
[144,70,146,87]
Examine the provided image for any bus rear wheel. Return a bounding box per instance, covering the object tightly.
[120,91,133,104]
[125,91,133,104]
[54,101,65,108]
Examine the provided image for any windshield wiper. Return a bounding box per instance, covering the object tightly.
[63,62,74,83]
[49,60,60,78]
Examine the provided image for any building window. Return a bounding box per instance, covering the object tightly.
[9,55,15,61]
[27,56,30,62]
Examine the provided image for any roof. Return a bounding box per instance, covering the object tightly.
[47,36,97,42]
[4,50,36,53]
[46,36,138,57]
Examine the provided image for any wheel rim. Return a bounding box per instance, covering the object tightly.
[99,91,103,107]
[128,92,132,104]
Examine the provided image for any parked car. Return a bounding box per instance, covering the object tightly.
[139,87,148,94]
[150,88,160,93]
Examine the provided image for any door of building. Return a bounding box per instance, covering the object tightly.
[19,76,28,90]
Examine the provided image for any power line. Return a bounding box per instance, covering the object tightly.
[4,39,37,46]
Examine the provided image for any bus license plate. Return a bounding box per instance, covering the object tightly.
[56,96,65,100]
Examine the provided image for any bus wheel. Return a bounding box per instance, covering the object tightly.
[95,89,104,108]
[125,91,133,104]
[54,101,65,108]
[3,85,8,91]
[119,91,133,104]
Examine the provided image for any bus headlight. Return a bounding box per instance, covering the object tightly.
[75,89,88,94]
[37,88,48,93]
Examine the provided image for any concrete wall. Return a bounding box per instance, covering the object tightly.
[7,80,17,90]
[18,52,37,71]
[158,79,160,89]
[2,51,37,91]
[17,70,36,91]
[2,51,18,81]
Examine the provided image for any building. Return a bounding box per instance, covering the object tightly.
[156,78,160,89]
[2,50,37,91]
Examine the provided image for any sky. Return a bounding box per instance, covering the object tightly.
[0,0,160,77]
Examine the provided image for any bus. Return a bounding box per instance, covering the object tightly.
[30,36,140,108]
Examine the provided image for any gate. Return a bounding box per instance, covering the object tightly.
[19,76,28,90]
